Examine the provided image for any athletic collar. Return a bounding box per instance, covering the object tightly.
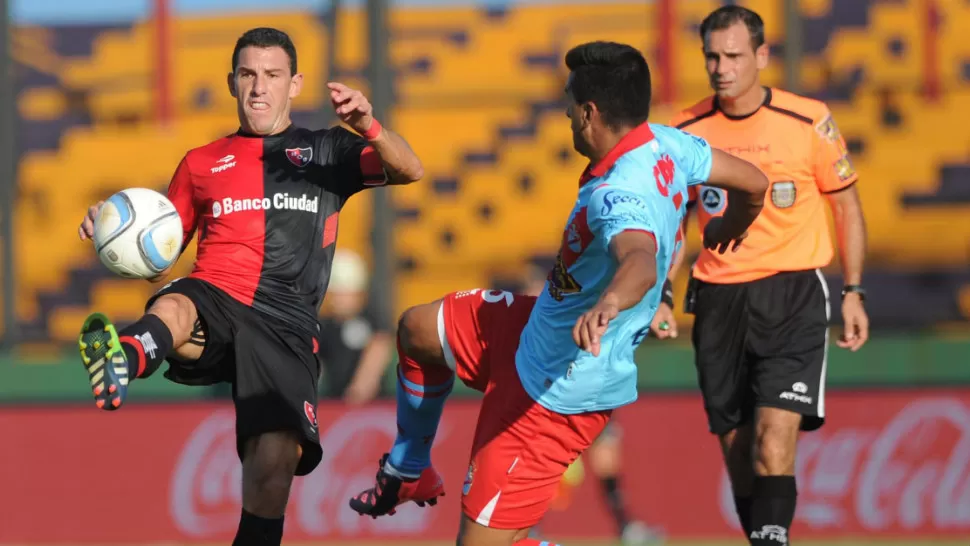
[235,123,297,139]
[579,121,655,186]
[714,87,772,121]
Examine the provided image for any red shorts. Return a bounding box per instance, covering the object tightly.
[439,289,612,530]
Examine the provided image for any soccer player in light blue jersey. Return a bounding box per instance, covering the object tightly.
[349,41,769,546]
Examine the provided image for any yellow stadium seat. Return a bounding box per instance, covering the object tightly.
[12,0,970,343]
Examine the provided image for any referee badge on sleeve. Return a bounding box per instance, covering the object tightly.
[770,181,796,208]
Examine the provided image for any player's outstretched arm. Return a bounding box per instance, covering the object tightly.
[328,82,424,184]
[573,230,658,356]
[702,148,768,253]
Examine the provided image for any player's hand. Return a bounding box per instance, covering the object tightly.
[837,293,869,351]
[573,298,619,357]
[328,82,376,136]
[702,216,748,254]
[650,302,678,339]
[78,201,104,242]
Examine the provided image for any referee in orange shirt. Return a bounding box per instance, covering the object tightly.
[659,6,869,546]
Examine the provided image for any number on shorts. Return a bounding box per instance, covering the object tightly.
[481,289,514,307]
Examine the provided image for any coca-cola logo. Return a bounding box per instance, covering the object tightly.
[170,410,242,537]
[296,408,448,536]
[169,407,451,538]
[719,398,970,531]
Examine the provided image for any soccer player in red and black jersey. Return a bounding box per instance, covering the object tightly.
[75,27,423,546]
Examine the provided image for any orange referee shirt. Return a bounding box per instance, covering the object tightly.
[672,87,858,284]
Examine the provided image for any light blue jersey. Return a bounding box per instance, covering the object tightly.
[515,122,714,414]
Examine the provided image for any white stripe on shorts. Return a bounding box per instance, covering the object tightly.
[437,301,457,371]
[814,269,830,418]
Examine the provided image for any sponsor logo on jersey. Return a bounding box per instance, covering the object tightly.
[653,154,675,197]
[212,193,320,218]
[210,155,237,174]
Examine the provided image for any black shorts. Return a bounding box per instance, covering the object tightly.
[147,277,322,476]
[690,269,830,435]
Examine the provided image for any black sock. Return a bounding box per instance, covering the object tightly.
[232,509,284,546]
[117,314,173,379]
[734,495,753,536]
[748,476,797,545]
[599,476,630,534]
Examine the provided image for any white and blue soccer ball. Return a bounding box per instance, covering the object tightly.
[92,188,183,279]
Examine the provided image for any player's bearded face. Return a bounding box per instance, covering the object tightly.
[702,22,767,99]
[230,46,304,136]
[566,101,594,157]
[565,83,594,157]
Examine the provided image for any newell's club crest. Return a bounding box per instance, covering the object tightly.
[286,147,313,168]
[304,401,318,429]
[462,462,476,495]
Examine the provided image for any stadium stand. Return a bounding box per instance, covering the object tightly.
[6,0,970,344]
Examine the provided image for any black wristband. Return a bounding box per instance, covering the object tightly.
[841,284,866,301]
[661,279,675,309]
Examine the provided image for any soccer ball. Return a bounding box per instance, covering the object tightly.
[92,188,183,279]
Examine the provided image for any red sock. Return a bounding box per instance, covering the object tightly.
[388,333,454,476]
[397,336,454,389]
[515,539,561,546]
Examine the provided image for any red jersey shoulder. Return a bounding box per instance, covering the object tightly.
[182,134,239,176]
[671,97,716,129]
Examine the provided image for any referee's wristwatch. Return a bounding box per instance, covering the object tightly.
[841,284,866,301]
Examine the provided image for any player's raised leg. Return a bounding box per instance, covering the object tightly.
[78,291,198,410]
[349,299,452,516]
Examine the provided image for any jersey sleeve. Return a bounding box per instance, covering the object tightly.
[677,130,714,185]
[322,126,389,198]
[166,155,198,253]
[812,108,859,193]
[587,184,661,252]
[653,125,713,186]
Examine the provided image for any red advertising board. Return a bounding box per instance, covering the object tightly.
[1,389,970,543]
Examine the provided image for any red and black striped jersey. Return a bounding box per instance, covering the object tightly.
[167,124,387,336]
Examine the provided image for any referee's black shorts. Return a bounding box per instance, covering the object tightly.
[690,269,830,435]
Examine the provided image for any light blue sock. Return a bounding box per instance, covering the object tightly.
[387,361,454,478]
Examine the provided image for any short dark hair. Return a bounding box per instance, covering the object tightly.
[564,41,651,130]
[699,5,765,49]
[231,27,298,75]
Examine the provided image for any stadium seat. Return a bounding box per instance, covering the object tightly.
[11,0,970,344]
